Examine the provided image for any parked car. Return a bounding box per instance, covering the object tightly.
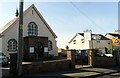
[0,53,8,66]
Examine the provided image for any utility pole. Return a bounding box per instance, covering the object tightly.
[17,0,24,76]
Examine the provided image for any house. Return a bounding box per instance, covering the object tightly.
[105,33,120,48]
[0,4,58,60]
[114,30,120,34]
[68,29,112,54]
[58,48,67,56]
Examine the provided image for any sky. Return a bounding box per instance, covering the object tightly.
[0,0,119,48]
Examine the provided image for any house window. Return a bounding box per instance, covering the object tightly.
[81,39,84,43]
[8,39,17,51]
[28,22,38,36]
[48,40,53,51]
[32,10,34,15]
[96,40,100,43]
[108,41,110,44]
[73,40,76,44]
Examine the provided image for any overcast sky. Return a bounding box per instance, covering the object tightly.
[0,0,119,48]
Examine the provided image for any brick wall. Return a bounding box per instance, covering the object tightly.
[10,50,75,75]
[22,59,71,75]
[92,57,116,67]
[88,49,116,67]
[22,50,75,75]
[9,53,17,75]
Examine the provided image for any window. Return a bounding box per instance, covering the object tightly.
[96,40,100,43]
[8,39,17,51]
[81,39,84,43]
[48,40,53,51]
[108,41,110,45]
[73,40,76,44]
[28,22,38,36]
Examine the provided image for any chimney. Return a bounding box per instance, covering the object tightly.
[84,29,92,40]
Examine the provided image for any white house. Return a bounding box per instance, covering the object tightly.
[0,4,58,59]
[68,30,112,53]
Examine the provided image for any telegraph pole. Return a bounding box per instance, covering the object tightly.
[17,0,24,76]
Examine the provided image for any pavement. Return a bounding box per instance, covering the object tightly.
[1,65,120,78]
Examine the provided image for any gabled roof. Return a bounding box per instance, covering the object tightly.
[0,33,3,38]
[0,4,57,38]
[106,33,120,38]
[0,17,18,34]
[69,33,110,43]
[69,33,84,43]
[79,33,110,40]
[78,33,84,36]
[93,34,110,40]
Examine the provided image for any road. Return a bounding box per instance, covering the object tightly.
[1,65,120,78]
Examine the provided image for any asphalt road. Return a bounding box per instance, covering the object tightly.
[1,65,120,78]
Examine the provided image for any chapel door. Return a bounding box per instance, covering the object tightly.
[34,42,44,58]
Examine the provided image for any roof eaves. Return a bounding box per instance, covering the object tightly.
[69,33,82,43]
[0,17,19,34]
[32,5,57,38]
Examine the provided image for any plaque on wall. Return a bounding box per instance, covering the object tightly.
[30,47,34,53]
[44,47,48,52]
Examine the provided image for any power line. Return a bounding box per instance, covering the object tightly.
[70,2,106,33]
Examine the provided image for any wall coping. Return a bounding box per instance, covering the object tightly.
[9,52,17,54]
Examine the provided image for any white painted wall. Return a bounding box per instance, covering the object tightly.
[0,38,2,52]
[68,33,112,53]
[23,7,58,56]
[68,34,90,50]
[2,20,18,57]
[1,5,58,57]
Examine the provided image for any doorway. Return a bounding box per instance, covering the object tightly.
[34,42,44,58]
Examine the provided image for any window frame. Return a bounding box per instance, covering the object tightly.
[81,39,85,43]
[73,40,76,44]
[28,22,38,36]
[8,39,17,51]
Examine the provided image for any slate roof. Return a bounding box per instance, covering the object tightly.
[78,33,110,40]
[69,33,110,43]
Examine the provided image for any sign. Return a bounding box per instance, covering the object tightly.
[44,47,48,52]
[112,38,120,46]
[30,47,34,53]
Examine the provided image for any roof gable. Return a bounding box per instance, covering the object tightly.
[69,33,110,43]
[69,33,84,43]
[106,33,120,38]
[92,34,110,40]
[0,4,57,38]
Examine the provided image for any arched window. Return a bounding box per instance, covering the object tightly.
[8,39,17,51]
[48,40,53,51]
[28,22,38,36]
